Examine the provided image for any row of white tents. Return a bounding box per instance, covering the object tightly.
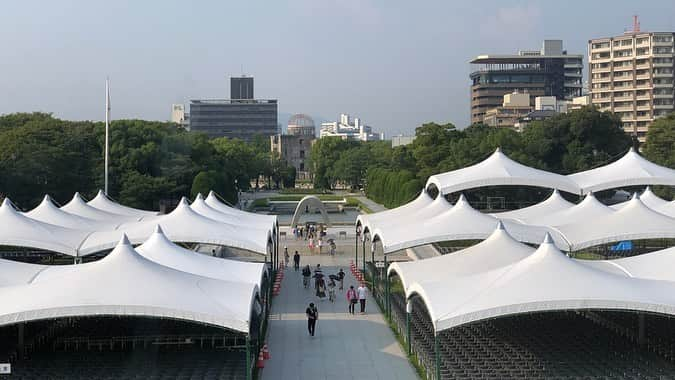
[359,188,675,253]
[389,223,675,334]
[0,191,277,257]
[0,191,276,335]
[426,147,675,196]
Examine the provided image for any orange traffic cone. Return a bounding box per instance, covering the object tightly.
[263,344,270,359]
[256,351,265,368]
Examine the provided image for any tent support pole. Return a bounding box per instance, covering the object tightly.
[434,333,440,380]
[355,233,358,269]
[406,300,412,355]
[384,254,389,319]
[362,237,366,275]
[245,335,251,380]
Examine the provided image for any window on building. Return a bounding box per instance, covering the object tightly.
[299,150,305,158]
[299,163,305,171]
[299,139,303,145]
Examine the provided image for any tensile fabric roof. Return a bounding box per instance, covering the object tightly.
[136,226,267,288]
[523,192,615,226]
[356,191,433,234]
[569,148,675,194]
[191,194,274,240]
[425,148,580,195]
[87,190,159,217]
[391,229,675,333]
[0,235,259,333]
[61,193,140,223]
[24,195,117,230]
[493,189,575,223]
[79,198,271,256]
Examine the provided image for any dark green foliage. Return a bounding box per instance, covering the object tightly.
[0,113,278,210]
[643,113,675,199]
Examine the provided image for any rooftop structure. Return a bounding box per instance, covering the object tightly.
[319,114,383,141]
[470,40,583,124]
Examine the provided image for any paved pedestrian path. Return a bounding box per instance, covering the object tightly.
[261,255,418,380]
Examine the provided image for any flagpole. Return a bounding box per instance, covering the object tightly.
[105,77,110,195]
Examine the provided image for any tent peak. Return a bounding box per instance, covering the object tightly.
[179,197,189,206]
[542,232,553,245]
[495,220,505,230]
[632,192,640,200]
[494,147,502,153]
[118,234,131,246]
[96,189,105,197]
[195,193,204,201]
[1,198,15,209]
[154,225,165,235]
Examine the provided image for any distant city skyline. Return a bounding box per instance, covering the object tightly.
[0,0,673,136]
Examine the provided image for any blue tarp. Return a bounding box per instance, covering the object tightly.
[610,241,633,251]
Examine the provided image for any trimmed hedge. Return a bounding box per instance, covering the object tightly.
[365,168,422,208]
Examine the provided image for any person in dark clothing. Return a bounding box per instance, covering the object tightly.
[306,303,318,336]
[293,251,300,271]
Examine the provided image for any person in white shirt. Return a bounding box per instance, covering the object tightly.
[357,284,368,314]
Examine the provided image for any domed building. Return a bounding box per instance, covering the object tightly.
[270,114,316,182]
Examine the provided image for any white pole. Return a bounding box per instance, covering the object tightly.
[105,78,110,195]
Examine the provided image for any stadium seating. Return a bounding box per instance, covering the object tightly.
[390,292,675,379]
[0,317,249,380]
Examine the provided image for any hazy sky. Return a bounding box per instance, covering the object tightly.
[1,1,673,136]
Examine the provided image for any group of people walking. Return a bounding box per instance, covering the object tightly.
[301,263,368,337]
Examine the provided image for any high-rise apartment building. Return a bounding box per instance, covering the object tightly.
[588,27,675,141]
[470,40,583,124]
[188,76,278,141]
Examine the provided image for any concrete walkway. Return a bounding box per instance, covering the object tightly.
[261,254,418,380]
[354,196,387,213]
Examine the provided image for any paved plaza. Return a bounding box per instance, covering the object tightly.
[261,252,418,380]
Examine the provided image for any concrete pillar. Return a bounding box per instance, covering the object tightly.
[245,335,252,380]
[434,333,441,380]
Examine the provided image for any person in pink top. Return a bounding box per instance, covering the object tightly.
[346,285,358,315]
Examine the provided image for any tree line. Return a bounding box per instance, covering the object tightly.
[0,113,294,210]
[311,107,675,208]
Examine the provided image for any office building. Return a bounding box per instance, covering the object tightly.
[470,40,583,124]
[588,21,674,141]
[319,113,384,141]
[188,76,278,141]
[271,114,316,181]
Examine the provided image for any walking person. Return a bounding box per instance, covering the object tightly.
[318,238,323,255]
[302,265,311,288]
[306,303,318,337]
[357,284,368,314]
[346,285,358,315]
[284,246,289,268]
[293,251,300,271]
[328,278,336,302]
[337,269,345,290]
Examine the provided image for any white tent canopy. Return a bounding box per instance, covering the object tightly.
[554,194,675,251]
[79,198,271,256]
[523,192,615,226]
[388,222,535,292]
[493,189,575,223]
[61,193,140,223]
[397,232,675,333]
[372,195,569,253]
[0,258,48,287]
[25,195,117,230]
[426,148,580,195]
[611,187,675,218]
[136,226,267,288]
[0,236,259,333]
[356,190,432,234]
[0,199,91,256]
[205,191,277,228]
[581,246,675,281]
[364,193,451,238]
[569,148,675,194]
[191,194,274,239]
[87,190,159,218]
